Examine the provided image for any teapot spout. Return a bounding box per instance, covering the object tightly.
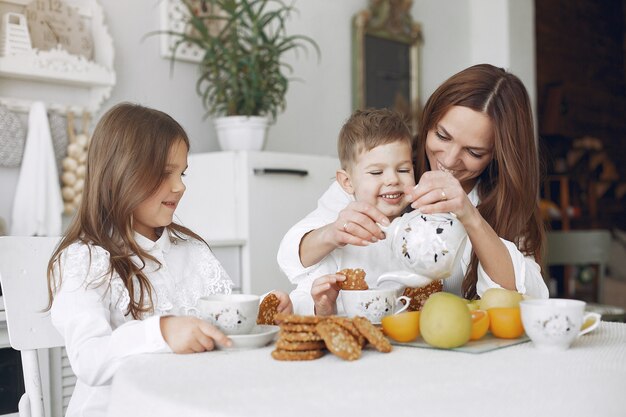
[377,271,436,288]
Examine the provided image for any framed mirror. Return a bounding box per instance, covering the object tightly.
[352,0,422,129]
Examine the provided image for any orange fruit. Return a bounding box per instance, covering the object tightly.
[488,307,524,339]
[470,310,490,340]
[381,311,420,342]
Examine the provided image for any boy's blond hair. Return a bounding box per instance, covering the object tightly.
[338,108,413,170]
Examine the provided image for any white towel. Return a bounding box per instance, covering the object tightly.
[10,102,63,236]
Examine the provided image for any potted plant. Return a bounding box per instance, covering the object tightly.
[163,0,319,150]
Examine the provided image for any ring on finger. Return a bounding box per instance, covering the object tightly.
[440,189,447,201]
[343,222,349,232]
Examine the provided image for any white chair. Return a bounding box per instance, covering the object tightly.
[546,230,611,301]
[0,236,63,417]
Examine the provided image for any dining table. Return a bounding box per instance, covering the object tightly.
[106,321,626,417]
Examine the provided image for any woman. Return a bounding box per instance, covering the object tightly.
[277,64,548,301]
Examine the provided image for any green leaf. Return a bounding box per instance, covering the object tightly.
[147,0,320,119]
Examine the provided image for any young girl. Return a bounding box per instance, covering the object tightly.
[47,103,292,417]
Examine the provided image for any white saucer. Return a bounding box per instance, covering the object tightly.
[221,325,279,350]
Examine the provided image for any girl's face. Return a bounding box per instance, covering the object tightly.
[425,106,494,193]
[133,139,188,241]
[340,141,415,220]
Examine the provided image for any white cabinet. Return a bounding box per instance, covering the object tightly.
[176,151,338,294]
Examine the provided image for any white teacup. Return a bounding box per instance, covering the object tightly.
[341,288,411,324]
[520,298,601,351]
[197,294,260,335]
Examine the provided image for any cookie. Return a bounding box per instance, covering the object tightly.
[276,339,326,351]
[257,293,280,325]
[402,280,444,311]
[280,331,323,343]
[315,321,361,361]
[280,323,318,333]
[337,268,369,290]
[353,316,392,353]
[275,313,323,325]
[271,349,325,361]
[330,317,366,347]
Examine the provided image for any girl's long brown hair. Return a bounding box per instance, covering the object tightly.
[415,64,545,299]
[47,103,205,319]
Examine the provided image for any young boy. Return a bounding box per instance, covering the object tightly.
[281,108,416,315]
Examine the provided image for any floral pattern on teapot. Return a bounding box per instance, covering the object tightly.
[384,211,468,281]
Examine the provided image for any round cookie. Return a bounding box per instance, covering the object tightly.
[402,280,443,311]
[271,349,325,361]
[257,293,280,325]
[280,331,323,343]
[315,321,361,361]
[353,316,393,353]
[276,339,326,351]
[337,268,368,290]
[275,313,323,325]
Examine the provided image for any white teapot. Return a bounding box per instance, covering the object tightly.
[377,210,468,288]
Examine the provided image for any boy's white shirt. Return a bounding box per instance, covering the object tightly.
[51,229,233,417]
[277,181,549,315]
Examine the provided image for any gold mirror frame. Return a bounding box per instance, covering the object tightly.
[352,0,422,129]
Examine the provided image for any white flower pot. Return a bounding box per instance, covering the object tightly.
[214,116,269,151]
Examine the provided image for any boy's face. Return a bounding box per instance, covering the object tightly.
[338,141,415,220]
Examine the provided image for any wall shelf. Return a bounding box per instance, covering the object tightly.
[0,0,115,113]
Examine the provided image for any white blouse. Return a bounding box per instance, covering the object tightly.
[278,181,549,314]
[51,229,232,417]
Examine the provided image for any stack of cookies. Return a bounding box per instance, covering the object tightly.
[271,314,392,361]
[271,315,327,361]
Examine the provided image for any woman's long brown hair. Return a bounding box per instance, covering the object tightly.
[415,64,545,299]
[47,103,206,319]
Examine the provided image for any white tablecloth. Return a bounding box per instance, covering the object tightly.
[107,322,626,417]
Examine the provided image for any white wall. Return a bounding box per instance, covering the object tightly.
[0,0,536,232]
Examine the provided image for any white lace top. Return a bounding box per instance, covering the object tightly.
[50,229,233,417]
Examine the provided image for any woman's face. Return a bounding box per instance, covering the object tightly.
[425,106,494,192]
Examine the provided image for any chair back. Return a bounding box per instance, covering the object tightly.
[545,230,612,304]
[546,230,611,266]
[0,236,63,350]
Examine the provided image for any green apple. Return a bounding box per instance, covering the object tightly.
[420,293,471,349]
[480,288,523,310]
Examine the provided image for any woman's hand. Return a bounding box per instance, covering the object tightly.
[311,274,346,316]
[160,316,231,353]
[406,171,479,226]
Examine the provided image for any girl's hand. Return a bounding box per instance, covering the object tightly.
[160,316,232,353]
[406,171,479,225]
[270,290,293,315]
[311,274,345,316]
[330,201,390,247]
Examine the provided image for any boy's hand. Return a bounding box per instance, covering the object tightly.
[311,274,345,316]
[160,316,232,353]
[333,201,390,247]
